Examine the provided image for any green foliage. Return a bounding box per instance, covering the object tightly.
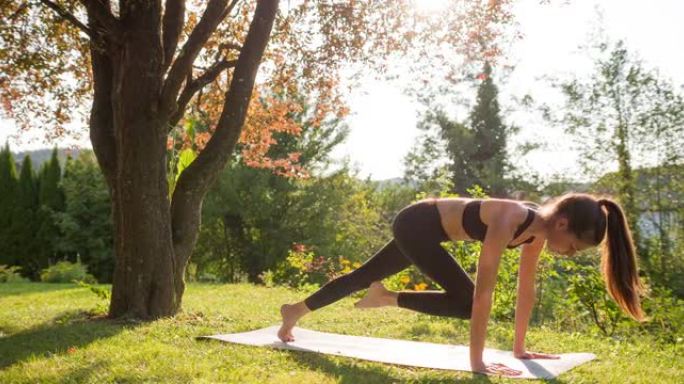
[12,155,41,278]
[37,148,65,210]
[593,164,684,297]
[34,147,66,277]
[191,217,246,283]
[75,280,111,315]
[268,249,326,293]
[166,115,210,198]
[0,143,18,266]
[632,286,684,343]
[443,240,521,321]
[405,63,518,197]
[0,265,29,282]
[39,260,97,284]
[54,151,114,283]
[193,97,370,283]
[561,259,624,336]
[176,148,197,181]
[548,40,684,257]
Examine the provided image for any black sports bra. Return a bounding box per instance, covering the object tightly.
[462,200,538,249]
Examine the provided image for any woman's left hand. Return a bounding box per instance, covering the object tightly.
[514,351,561,359]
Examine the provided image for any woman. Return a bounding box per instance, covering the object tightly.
[278,193,646,377]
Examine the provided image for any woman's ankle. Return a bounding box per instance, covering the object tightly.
[296,301,312,315]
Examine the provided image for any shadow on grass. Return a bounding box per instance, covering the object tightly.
[280,348,500,384]
[0,309,138,369]
[284,348,573,383]
[59,360,112,383]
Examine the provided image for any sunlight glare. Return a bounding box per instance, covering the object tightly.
[412,0,451,14]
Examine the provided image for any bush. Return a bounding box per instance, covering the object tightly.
[560,259,624,336]
[268,247,331,290]
[628,285,684,343]
[0,265,29,283]
[40,261,97,284]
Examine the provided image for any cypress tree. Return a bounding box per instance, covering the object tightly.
[0,143,19,266]
[14,155,41,277]
[56,151,114,282]
[39,147,65,211]
[467,61,511,197]
[436,62,515,196]
[36,147,65,268]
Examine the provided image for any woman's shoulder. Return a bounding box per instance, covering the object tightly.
[479,198,534,227]
[520,200,541,209]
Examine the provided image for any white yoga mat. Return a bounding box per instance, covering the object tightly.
[198,325,596,379]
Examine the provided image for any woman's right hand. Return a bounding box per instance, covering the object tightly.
[472,361,523,377]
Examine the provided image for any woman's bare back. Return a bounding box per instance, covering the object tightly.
[415,197,532,244]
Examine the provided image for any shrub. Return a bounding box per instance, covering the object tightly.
[628,285,684,343]
[0,265,29,283]
[561,259,624,336]
[269,247,331,290]
[40,261,97,284]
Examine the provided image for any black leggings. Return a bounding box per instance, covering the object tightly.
[303,198,474,319]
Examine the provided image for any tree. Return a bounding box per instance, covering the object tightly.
[1,1,516,319]
[467,61,513,196]
[547,40,684,255]
[195,91,351,281]
[0,143,18,266]
[405,61,516,196]
[12,155,41,278]
[35,147,65,272]
[55,150,114,283]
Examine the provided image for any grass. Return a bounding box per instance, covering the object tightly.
[0,282,681,383]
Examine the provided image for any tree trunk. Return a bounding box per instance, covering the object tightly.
[102,4,180,319]
[108,119,180,318]
[83,0,279,319]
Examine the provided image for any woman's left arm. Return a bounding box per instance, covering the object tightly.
[513,237,560,359]
[513,238,542,356]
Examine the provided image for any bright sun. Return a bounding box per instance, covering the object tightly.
[412,0,451,14]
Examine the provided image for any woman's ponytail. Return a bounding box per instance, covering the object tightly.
[598,198,646,321]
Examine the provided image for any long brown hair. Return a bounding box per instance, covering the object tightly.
[542,193,647,321]
[597,198,646,321]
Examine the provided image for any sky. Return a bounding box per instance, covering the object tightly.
[327,0,684,181]
[2,0,683,181]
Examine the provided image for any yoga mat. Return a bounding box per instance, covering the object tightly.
[197,325,596,379]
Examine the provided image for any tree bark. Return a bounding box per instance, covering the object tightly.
[103,2,179,319]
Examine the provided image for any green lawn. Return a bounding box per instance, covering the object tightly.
[0,282,681,383]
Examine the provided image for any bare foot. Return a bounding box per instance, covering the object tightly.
[354,281,392,308]
[278,303,308,342]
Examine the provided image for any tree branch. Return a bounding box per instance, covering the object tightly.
[170,0,279,270]
[169,59,238,127]
[160,0,240,116]
[77,0,122,50]
[162,0,186,71]
[85,2,117,187]
[39,0,93,37]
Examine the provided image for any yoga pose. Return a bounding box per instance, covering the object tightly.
[278,193,645,377]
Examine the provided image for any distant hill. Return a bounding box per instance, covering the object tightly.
[368,177,419,190]
[12,147,85,172]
